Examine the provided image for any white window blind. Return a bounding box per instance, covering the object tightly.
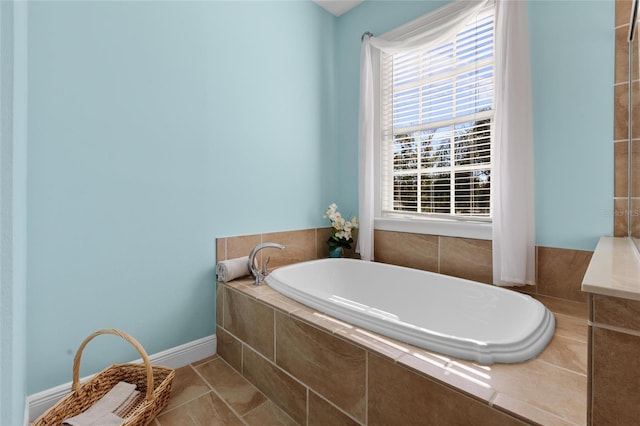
[380,7,494,221]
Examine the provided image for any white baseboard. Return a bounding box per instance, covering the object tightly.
[26,334,216,423]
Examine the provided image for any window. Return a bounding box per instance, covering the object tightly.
[379,7,494,223]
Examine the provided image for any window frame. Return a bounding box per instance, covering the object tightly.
[372,5,495,240]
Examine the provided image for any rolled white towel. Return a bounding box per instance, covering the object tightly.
[216,256,254,282]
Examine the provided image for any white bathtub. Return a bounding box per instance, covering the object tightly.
[265,258,555,364]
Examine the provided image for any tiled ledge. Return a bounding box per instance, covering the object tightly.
[217,228,593,303]
[217,277,588,426]
[583,237,640,424]
[582,236,640,301]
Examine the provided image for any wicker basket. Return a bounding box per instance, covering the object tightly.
[33,329,175,426]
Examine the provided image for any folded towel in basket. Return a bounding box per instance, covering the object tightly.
[216,256,254,282]
[63,381,140,426]
[112,386,141,418]
[64,412,124,426]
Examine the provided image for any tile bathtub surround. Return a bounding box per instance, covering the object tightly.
[614,0,640,236]
[614,139,640,199]
[217,277,588,425]
[591,328,640,425]
[374,229,592,302]
[372,231,439,272]
[222,287,275,360]
[536,247,592,303]
[592,293,640,329]
[218,228,593,303]
[439,236,493,284]
[275,311,367,421]
[216,227,359,267]
[368,354,524,426]
[588,293,640,424]
[242,345,307,424]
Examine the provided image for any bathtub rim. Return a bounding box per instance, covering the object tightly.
[265,258,555,365]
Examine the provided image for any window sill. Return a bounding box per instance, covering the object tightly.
[374,217,492,240]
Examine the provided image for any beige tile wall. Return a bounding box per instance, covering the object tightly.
[276,311,367,421]
[589,294,640,424]
[217,227,592,303]
[615,0,640,235]
[375,230,591,303]
[585,3,640,423]
[367,353,522,426]
[216,228,359,266]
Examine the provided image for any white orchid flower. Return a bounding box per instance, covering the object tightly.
[324,203,358,248]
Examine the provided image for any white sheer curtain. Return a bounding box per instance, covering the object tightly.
[358,0,535,286]
[357,0,490,261]
[492,0,535,286]
[357,39,375,261]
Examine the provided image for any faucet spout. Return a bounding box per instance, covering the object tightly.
[248,242,285,285]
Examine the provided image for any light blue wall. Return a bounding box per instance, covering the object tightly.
[0,1,28,423]
[334,0,614,250]
[529,0,614,250]
[25,0,614,396]
[27,0,335,393]
[1,0,28,423]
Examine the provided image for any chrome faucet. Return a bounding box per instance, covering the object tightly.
[247,242,285,286]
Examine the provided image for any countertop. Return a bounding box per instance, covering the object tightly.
[582,236,640,301]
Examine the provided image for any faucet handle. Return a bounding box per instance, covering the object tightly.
[262,256,271,276]
[248,242,285,286]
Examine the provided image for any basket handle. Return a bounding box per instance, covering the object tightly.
[72,329,154,401]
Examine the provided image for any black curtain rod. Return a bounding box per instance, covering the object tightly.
[630,0,638,42]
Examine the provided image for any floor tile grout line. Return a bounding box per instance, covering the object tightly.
[156,361,224,416]
[241,341,244,375]
[534,358,588,378]
[305,388,309,426]
[188,363,251,426]
[215,344,297,424]
[241,338,313,390]
[306,383,366,426]
[156,387,212,418]
[240,398,299,425]
[553,311,590,324]
[552,331,589,345]
[216,326,249,373]
[205,355,300,425]
[487,390,499,407]
[553,310,588,318]
[491,393,584,426]
[240,341,364,425]
[364,351,369,426]
[250,349,311,418]
[553,334,588,345]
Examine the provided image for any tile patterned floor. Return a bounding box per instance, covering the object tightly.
[153,355,297,426]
